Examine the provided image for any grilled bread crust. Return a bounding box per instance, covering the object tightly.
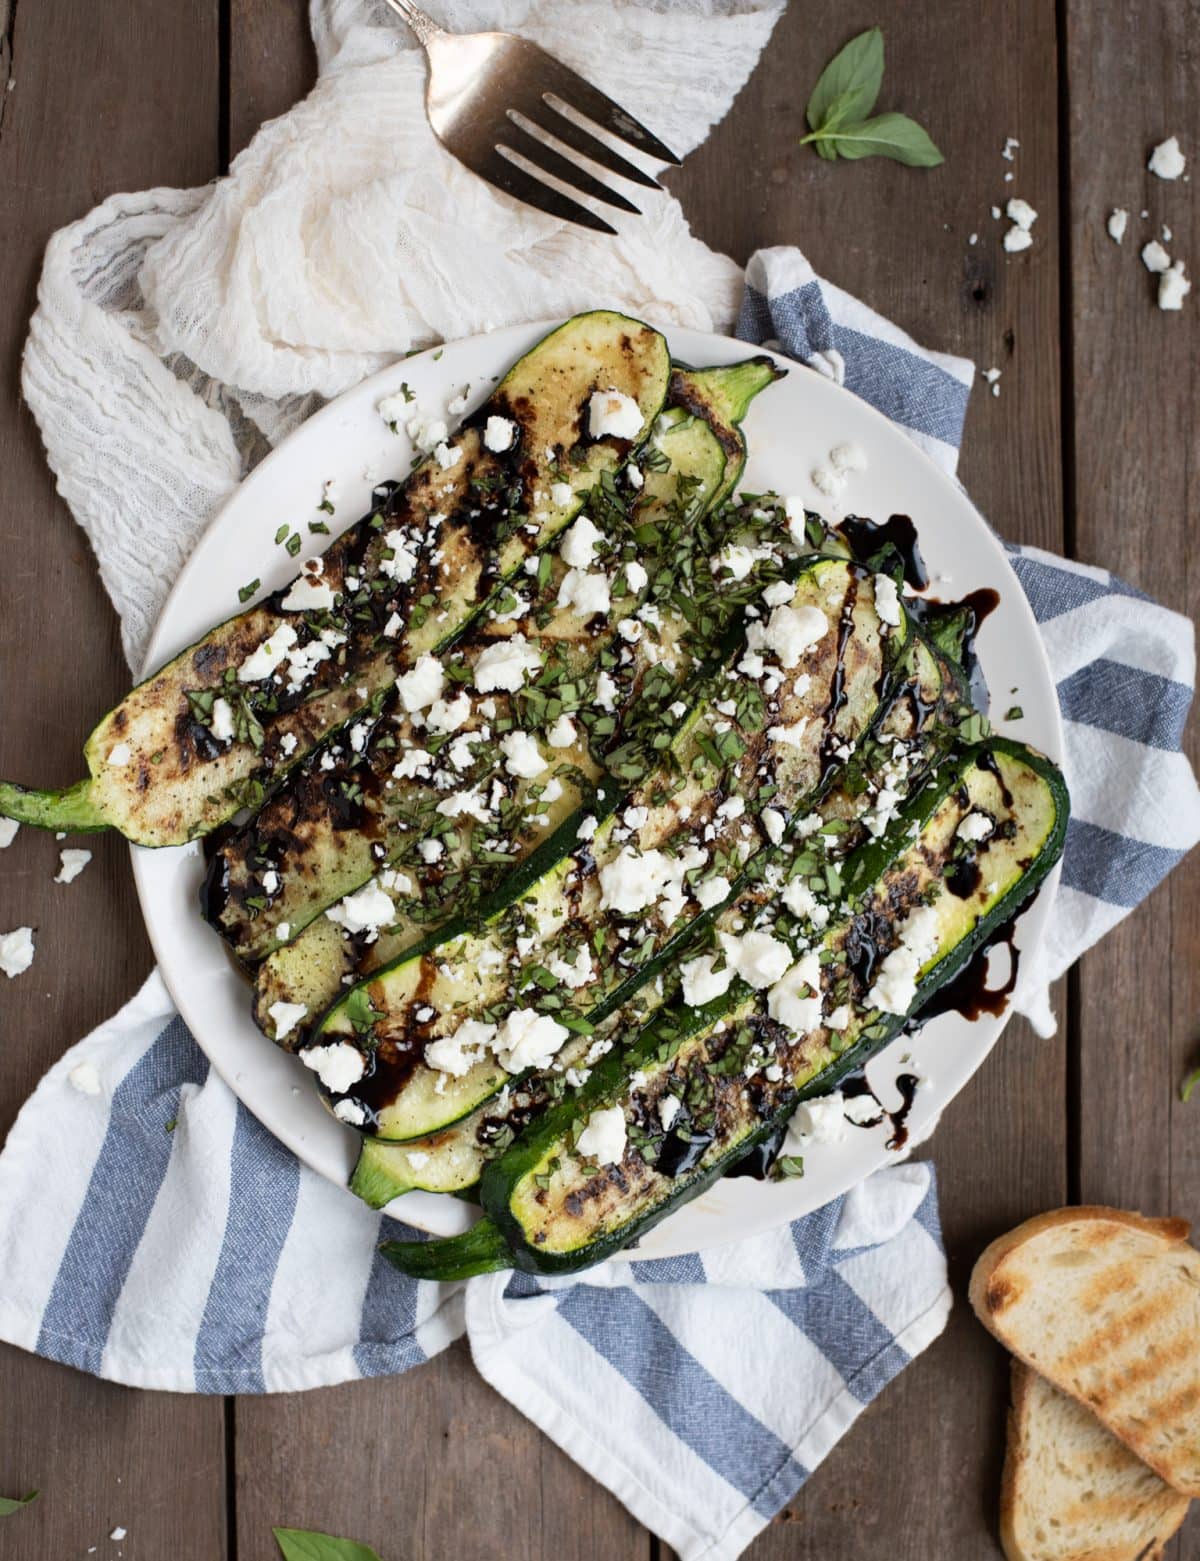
[1000,1359,1190,1561]
[972,1208,1200,1497]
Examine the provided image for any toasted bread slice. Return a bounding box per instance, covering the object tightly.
[1001,1360,1190,1561]
[971,1207,1200,1496]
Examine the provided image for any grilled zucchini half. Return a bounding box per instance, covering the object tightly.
[378,739,1068,1276]
[306,560,912,1142]
[0,311,672,846]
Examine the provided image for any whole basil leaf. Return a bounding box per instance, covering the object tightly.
[0,1492,38,1517]
[805,27,884,134]
[825,113,944,167]
[1181,1065,1200,1104]
[273,1528,383,1561]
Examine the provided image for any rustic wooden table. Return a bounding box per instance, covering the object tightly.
[0,2,1196,1556]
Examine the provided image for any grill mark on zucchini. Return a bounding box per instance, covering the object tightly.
[378,740,1068,1276]
[0,312,672,847]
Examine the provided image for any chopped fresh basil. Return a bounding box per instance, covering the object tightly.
[238,578,261,603]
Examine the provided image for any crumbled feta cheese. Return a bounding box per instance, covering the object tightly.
[334,1099,367,1126]
[474,634,542,693]
[658,1094,681,1131]
[624,560,649,594]
[110,1528,128,1543]
[500,730,547,779]
[750,603,827,668]
[547,714,577,749]
[982,366,1002,398]
[377,391,410,427]
[826,1004,851,1031]
[68,1060,102,1095]
[577,814,598,842]
[844,1093,882,1127]
[587,389,643,441]
[1007,197,1037,231]
[238,623,299,682]
[768,718,809,749]
[107,742,133,767]
[867,903,942,1015]
[276,922,291,943]
[595,670,619,710]
[718,929,792,990]
[560,515,603,569]
[766,950,823,1035]
[1159,261,1191,312]
[393,748,433,780]
[0,927,34,978]
[598,847,677,915]
[0,819,17,848]
[874,574,902,628]
[1003,226,1034,254]
[762,807,786,846]
[693,875,731,910]
[436,787,492,823]
[301,1040,366,1094]
[380,529,420,584]
[810,465,841,497]
[1002,136,1019,161]
[419,838,445,864]
[761,581,794,609]
[325,883,396,938]
[55,849,92,885]
[434,442,461,471]
[957,810,994,843]
[1148,135,1186,180]
[425,1019,497,1077]
[830,441,867,474]
[1107,208,1128,244]
[1142,239,1171,273]
[576,1104,627,1165]
[550,481,574,508]
[991,205,1002,220]
[483,415,518,452]
[426,692,473,735]
[787,1093,847,1146]
[266,1000,309,1042]
[397,654,445,713]
[680,953,735,1008]
[547,945,595,989]
[557,567,612,618]
[282,566,338,612]
[494,1008,570,1072]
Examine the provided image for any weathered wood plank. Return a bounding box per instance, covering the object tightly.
[668,2,1067,1555]
[0,1,227,1557]
[1064,1,1199,1555]
[229,0,315,161]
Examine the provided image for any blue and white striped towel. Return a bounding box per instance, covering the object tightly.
[2,251,1197,1561]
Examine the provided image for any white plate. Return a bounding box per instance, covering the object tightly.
[133,321,1062,1261]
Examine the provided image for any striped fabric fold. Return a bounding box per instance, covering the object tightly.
[1,247,1195,1561]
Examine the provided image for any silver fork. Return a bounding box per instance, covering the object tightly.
[379,0,681,234]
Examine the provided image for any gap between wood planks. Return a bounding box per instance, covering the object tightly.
[0,0,16,143]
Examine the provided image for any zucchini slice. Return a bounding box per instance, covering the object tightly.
[0,311,672,847]
[207,362,781,968]
[380,739,1068,1277]
[248,366,786,1041]
[346,623,969,1205]
[309,560,910,1142]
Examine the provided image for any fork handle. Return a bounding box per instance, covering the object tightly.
[379,0,445,46]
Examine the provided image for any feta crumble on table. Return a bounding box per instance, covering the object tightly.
[268,1001,309,1043]
[587,388,643,441]
[576,1104,627,1165]
[1159,261,1191,312]
[1007,197,1036,231]
[300,1039,366,1094]
[0,819,17,848]
[1001,136,1019,161]
[68,1060,103,1096]
[1107,208,1128,243]
[1142,239,1171,273]
[0,926,35,978]
[1148,135,1186,180]
[55,848,92,884]
[982,366,1002,397]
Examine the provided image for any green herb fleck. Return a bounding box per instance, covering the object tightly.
[274,524,290,545]
[273,1529,383,1561]
[1005,705,1024,721]
[1181,1066,1200,1105]
[238,578,261,603]
[285,532,303,557]
[773,1155,806,1180]
[0,1493,37,1518]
